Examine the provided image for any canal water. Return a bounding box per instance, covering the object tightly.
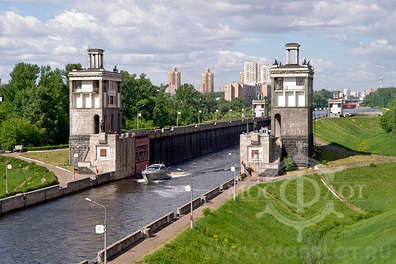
[0,146,240,264]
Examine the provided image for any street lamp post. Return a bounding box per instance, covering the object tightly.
[5,164,12,194]
[137,112,142,129]
[231,166,236,201]
[177,111,181,126]
[215,109,219,121]
[256,161,260,184]
[136,104,145,130]
[198,110,202,124]
[85,198,107,264]
[229,109,233,120]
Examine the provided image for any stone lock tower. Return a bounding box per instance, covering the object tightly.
[270,43,314,167]
[69,49,122,166]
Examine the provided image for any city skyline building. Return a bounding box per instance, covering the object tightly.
[224,82,243,101]
[201,68,214,93]
[168,66,181,94]
[242,61,271,85]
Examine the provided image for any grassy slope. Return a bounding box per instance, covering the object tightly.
[0,156,58,198]
[314,116,396,156]
[20,149,72,171]
[322,163,396,263]
[142,163,396,264]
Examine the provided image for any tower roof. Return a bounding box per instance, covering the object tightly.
[88,48,104,53]
[285,43,300,48]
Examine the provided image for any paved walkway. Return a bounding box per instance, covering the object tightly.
[1,151,85,187]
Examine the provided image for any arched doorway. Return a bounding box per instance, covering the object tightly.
[274,114,281,138]
[94,115,100,134]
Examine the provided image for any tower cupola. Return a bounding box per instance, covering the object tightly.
[88,48,104,69]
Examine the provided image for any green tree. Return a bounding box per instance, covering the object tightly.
[153,88,174,128]
[313,89,332,109]
[362,87,396,108]
[0,118,41,150]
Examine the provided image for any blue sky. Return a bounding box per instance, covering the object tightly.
[1,0,395,91]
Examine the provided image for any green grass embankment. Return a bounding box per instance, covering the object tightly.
[0,156,58,198]
[142,163,396,264]
[20,149,72,171]
[314,116,396,156]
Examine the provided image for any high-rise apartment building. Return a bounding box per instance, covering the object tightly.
[168,66,181,94]
[243,61,271,85]
[243,61,258,85]
[201,68,214,93]
[259,64,271,84]
[224,82,243,101]
[240,72,244,84]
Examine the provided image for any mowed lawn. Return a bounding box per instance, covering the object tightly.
[20,149,72,171]
[314,116,396,156]
[0,156,58,198]
[141,163,396,264]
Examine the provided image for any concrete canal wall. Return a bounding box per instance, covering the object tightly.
[148,117,269,166]
[94,175,247,264]
[0,172,118,215]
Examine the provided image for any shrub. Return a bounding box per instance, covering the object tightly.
[369,163,376,167]
[284,156,295,171]
[25,144,68,151]
[202,208,212,217]
[322,160,328,165]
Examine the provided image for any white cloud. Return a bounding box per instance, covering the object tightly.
[1,0,396,90]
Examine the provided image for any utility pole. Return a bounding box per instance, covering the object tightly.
[177,111,181,126]
[190,172,194,229]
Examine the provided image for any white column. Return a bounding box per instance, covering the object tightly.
[286,50,290,64]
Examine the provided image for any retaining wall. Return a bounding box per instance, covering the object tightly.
[143,212,175,237]
[221,178,235,190]
[0,172,118,216]
[1,193,25,214]
[98,230,145,262]
[177,197,203,216]
[203,187,221,202]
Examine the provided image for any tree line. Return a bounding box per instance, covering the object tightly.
[0,63,247,150]
[362,87,396,108]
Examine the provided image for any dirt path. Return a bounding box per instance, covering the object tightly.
[319,175,366,214]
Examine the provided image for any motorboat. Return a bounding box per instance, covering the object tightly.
[142,164,171,183]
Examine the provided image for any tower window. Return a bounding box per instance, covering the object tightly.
[109,96,114,105]
[103,80,109,92]
[276,79,283,90]
[72,80,82,91]
[296,77,305,86]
